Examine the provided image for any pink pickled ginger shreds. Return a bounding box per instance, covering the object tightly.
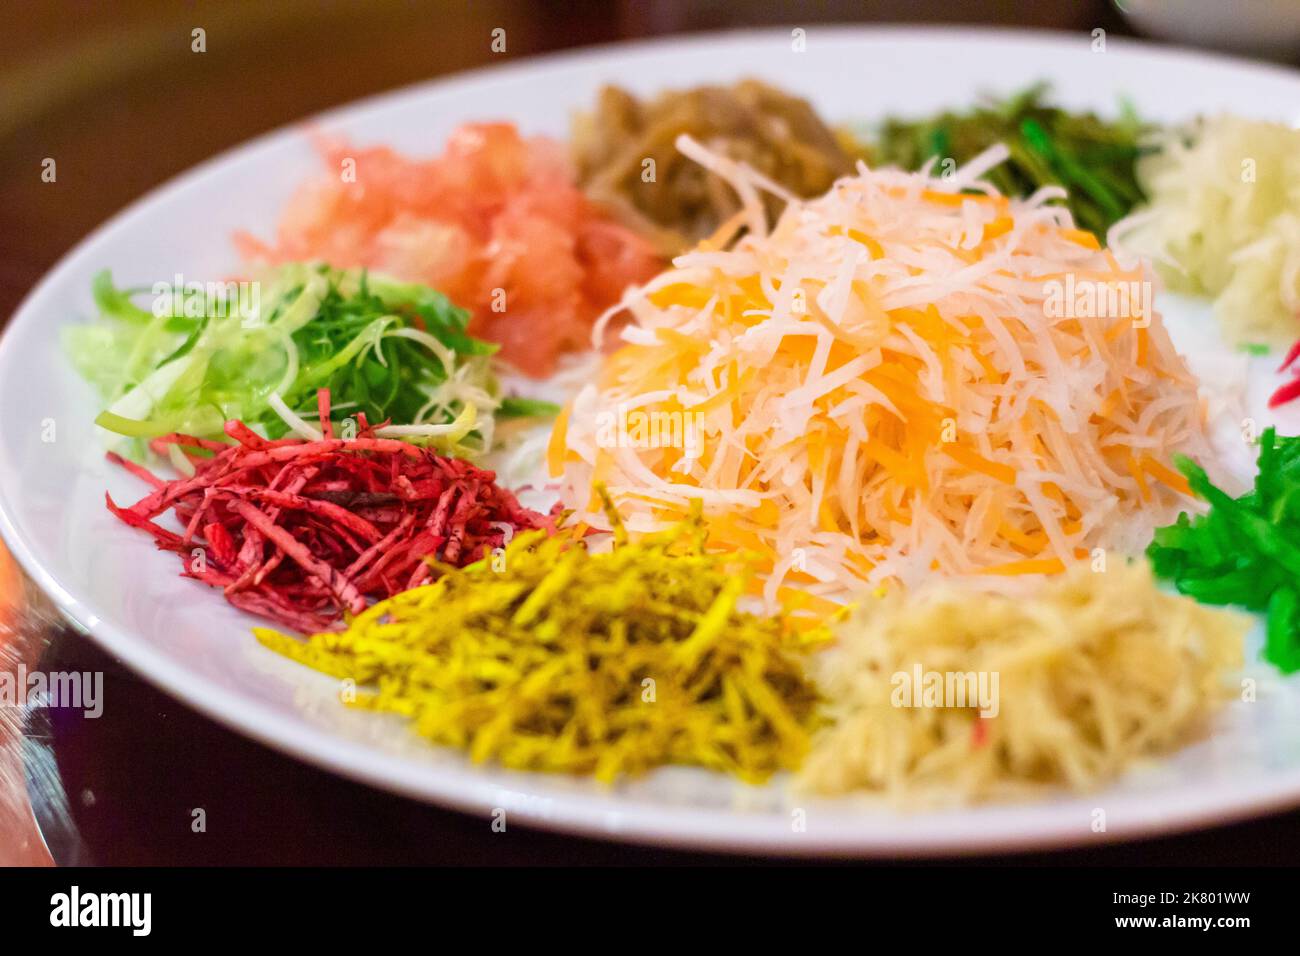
[236,123,662,377]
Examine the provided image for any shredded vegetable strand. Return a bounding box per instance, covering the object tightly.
[255,493,826,782]
[800,560,1245,803]
[554,141,1213,600]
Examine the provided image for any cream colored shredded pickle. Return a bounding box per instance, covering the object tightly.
[799,560,1246,804]
[1123,115,1300,348]
[255,494,827,784]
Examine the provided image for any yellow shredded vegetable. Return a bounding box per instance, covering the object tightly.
[255,492,827,783]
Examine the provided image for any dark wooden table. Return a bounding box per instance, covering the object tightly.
[3,0,1297,865]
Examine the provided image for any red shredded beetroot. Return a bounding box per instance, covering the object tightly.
[106,390,552,632]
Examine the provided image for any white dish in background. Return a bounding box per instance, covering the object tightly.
[4,27,1300,856]
[1119,0,1300,59]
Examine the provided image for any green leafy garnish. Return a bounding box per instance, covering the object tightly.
[64,263,552,459]
[1147,428,1300,672]
[868,83,1151,237]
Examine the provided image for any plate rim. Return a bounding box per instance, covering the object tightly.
[4,24,1300,857]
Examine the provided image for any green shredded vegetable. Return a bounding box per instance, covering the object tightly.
[64,263,556,458]
[867,83,1151,236]
[1147,428,1300,673]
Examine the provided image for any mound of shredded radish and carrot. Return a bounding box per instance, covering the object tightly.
[237,123,663,377]
[551,137,1215,605]
[106,390,552,632]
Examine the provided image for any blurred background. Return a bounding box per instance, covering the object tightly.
[1,0,1298,866]
[6,0,1300,323]
[0,0,1134,325]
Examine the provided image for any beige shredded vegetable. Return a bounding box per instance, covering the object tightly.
[255,494,827,783]
[1124,115,1300,346]
[799,560,1246,803]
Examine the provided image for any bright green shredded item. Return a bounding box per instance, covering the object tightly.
[1147,428,1300,673]
[254,492,827,783]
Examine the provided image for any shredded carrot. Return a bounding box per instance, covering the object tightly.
[979,557,1068,576]
[555,139,1214,602]
[981,216,1014,243]
[1140,455,1194,498]
[546,404,569,478]
[1129,454,1152,502]
[943,444,1017,485]
[1060,227,1101,250]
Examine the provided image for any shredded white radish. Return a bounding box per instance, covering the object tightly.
[1123,115,1300,346]
[549,141,1214,605]
[268,391,324,441]
[166,442,196,478]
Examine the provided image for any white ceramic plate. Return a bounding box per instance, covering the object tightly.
[5,27,1300,857]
